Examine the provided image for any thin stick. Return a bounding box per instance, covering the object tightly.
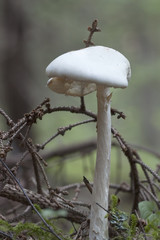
[134,159,160,182]
[135,210,147,240]
[83,176,92,194]
[83,19,101,47]
[80,96,85,111]
[0,230,13,240]
[38,119,96,149]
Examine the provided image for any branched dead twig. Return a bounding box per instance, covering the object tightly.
[133,150,158,202]
[134,158,160,182]
[112,127,140,212]
[83,19,101,47]
[37,119,96,150]
[139,183,160,206]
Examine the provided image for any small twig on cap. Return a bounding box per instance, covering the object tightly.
[80,19,101,112]
[83,19,101,47]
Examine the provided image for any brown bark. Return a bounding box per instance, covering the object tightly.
[2,0,33,122]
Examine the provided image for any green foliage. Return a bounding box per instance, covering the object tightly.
[33,203,42,212]
[13,222,47,239]
[129,214,138,237]
[0,219,12,232]
[1,199,160,239]
[138,201,160,223]
[0,217,72,240]
[110,194,119,210]
[138,201,160,239]
[108,195,139,240]
[108,197,160,239]
[109,195,128,234]
[105,196,160,239]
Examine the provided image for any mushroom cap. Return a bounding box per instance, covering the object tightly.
[46,46,131,96]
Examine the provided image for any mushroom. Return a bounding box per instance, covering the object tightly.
[46,46,131,240]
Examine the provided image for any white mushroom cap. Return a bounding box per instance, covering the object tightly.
[46,46,131,96]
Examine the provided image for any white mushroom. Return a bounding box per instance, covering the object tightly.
[46,46,131,240]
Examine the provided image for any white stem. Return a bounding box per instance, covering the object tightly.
[89,86,111,240]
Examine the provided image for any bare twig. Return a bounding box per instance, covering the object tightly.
[37,119,96,150]
[135,210,147,240]
[83,176,92,194]
[83,19,101,47]
[133,150,157,199]
[0,230,13,240]
[112,127,140,212]
[139,183,160,207]
[134,158,160,182]
[80,96,86,111]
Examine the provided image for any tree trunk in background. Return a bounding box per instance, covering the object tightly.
[1,0,34,187]
[2,0,33,122]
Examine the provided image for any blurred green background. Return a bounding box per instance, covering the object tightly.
[0,0,160,189]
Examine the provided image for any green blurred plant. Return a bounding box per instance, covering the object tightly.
[0,216,71,240]
[138,200,160,240]
[107,195,140,240]
[107,199,160,240]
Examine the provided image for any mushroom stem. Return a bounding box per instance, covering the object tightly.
[89,85,111,240]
